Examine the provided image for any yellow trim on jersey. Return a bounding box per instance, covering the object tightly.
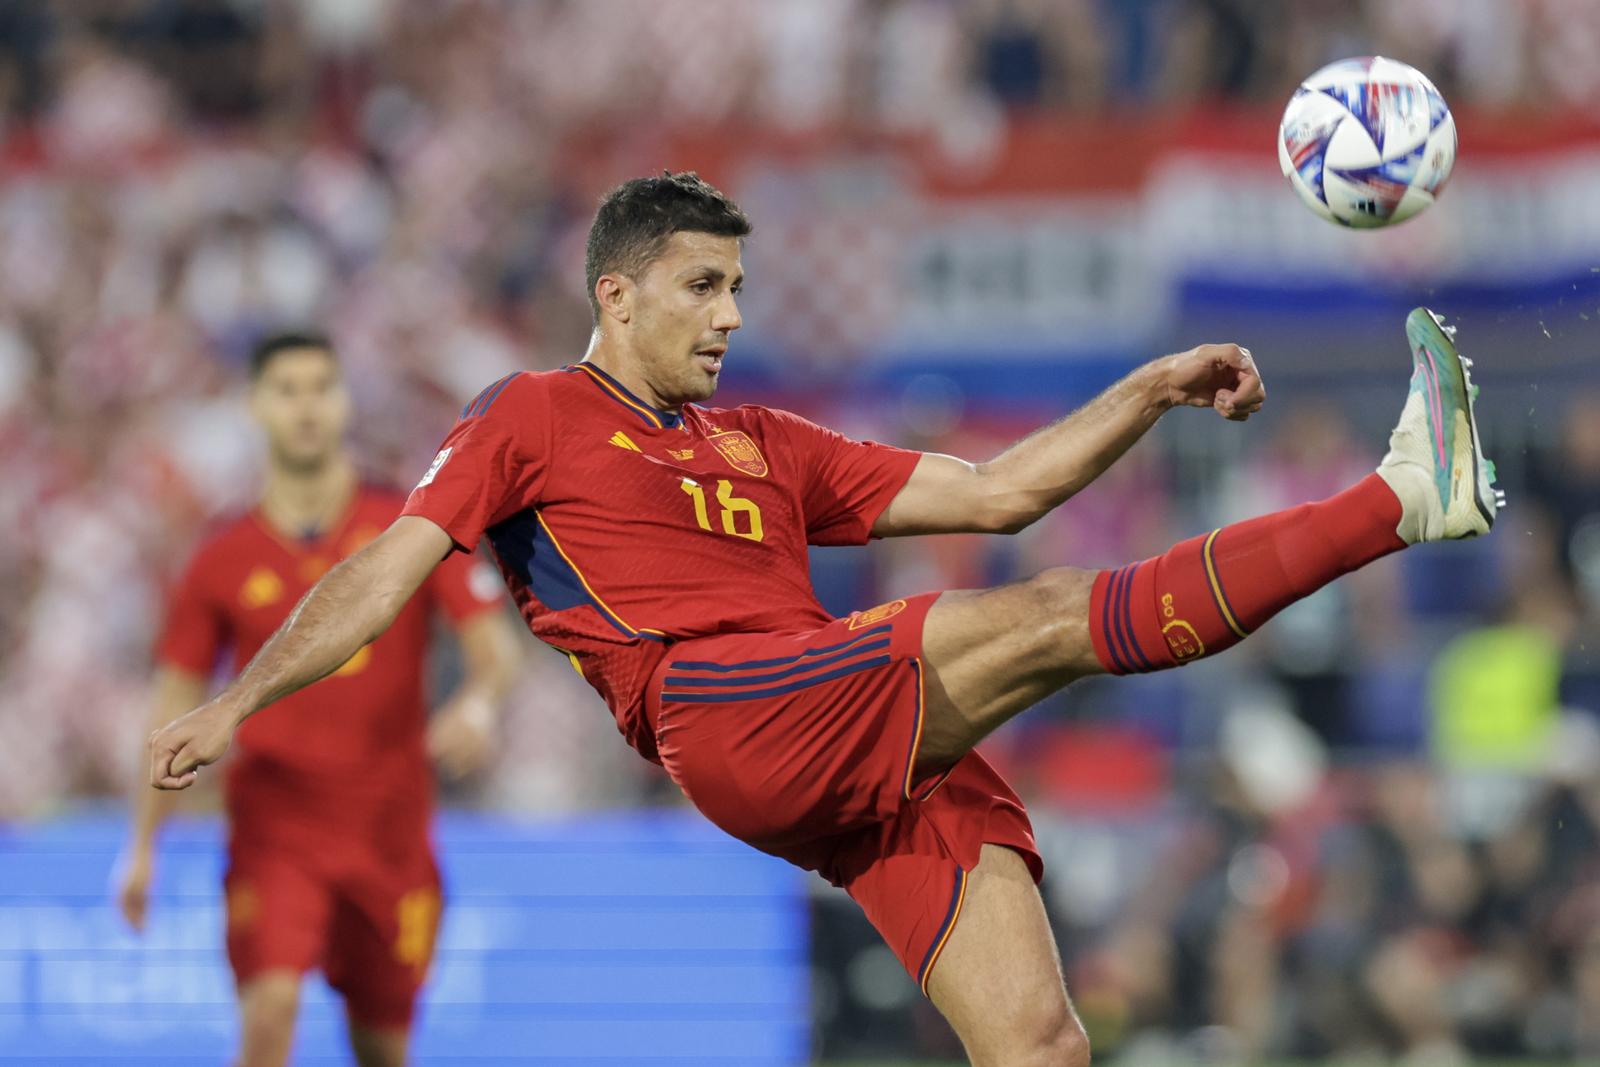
[533,511,641,636]
[903,658,927,800]
[1202,529,1249,639]
[577,364,664,428]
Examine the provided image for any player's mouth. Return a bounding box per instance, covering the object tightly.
[695,346,726,373]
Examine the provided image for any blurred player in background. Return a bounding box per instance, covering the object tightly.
[148,175,1497,1067]
[118,333,521,1067]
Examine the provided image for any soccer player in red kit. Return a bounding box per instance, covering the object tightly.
[119,334,521,1067]
[149,175,1499,1066]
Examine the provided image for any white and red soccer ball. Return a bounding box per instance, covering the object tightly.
[1278,56,1457,228]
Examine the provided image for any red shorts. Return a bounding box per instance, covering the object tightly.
[646,592,1041,992]
[224,764,441,1029]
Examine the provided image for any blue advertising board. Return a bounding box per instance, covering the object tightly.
[0,810,809,1064]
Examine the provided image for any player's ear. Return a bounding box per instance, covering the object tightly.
[595,273,632,326]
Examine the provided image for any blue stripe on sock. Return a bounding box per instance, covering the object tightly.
[1100,569,1130,675]
[1109,567,1140,675]
[1119,565,1156,673]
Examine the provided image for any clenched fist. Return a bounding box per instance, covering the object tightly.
[1160,343,1266,422]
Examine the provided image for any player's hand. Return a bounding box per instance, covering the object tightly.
[113,843,153,932]
[1160,343,1265,421]
[427,693,497,780]
[148,699,237,790]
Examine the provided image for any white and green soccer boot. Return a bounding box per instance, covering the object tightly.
[1376,307,1502,543]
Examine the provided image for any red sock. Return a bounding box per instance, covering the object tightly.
[1089,473,1406,674]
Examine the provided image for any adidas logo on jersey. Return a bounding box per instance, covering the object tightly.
[608,431,642,452]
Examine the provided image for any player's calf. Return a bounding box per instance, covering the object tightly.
[1087,474,1404,675]
[1088,307,1498,677]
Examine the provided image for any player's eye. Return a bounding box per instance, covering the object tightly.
[690,280,712,295]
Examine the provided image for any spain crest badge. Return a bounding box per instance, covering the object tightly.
[709,430,768,478]
[848,599,907,630]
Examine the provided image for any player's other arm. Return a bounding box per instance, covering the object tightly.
[427,610,523,780]
[873,343,1264,537]
[116,667,207,930]
[147,515,453,790]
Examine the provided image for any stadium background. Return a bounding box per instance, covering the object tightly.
[1,1,1598,1063]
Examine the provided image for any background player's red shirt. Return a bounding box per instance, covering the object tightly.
[403,364,921,762]
[158,485,502,789]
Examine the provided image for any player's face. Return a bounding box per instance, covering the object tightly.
[628,231,743,404]
[250,348,350,473]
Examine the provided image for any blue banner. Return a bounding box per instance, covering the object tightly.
[0,811,809,1064]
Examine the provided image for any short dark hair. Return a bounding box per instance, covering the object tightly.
[249,331,336,379]
[584,171,752,322]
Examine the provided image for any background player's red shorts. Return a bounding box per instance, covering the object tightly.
[224,760,442,1028]
[645,592,1041,992]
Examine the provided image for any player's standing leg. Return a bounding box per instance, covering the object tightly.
[324,864,440,1067]
[924,846,1090,1067]
[914,308,1498,769]
[346,1012,410,1067]
[235,971,301,1067]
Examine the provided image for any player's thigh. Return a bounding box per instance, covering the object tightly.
[236,969,302,1067]
[325,866,441,1031]
[224,847,331,982]
[917,568,1100,767]
[925,844,1090,1067]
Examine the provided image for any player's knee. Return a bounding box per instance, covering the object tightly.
[238,980,299,1065]
[1021,567,1094,619]
[1016,567,1097,671]
[1045,1013,1092,1067]
[1004,996,1090,1067]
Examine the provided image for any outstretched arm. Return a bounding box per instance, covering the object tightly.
[873,343,1264,537]
[147,515,454,789]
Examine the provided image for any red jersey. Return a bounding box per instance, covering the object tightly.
[402,364,920,762]
[158,485,503,784]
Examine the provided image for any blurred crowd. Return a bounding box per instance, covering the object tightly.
[0,2,1597,1062]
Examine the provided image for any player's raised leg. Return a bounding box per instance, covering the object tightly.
[915,308,1500,771]
[235,971,301,1067]
[925,845,1090,1067]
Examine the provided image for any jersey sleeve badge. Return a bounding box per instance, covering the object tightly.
[847,598,908,630]
[417,446,452,488]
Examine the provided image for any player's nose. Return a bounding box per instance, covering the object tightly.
[712,291,742,333]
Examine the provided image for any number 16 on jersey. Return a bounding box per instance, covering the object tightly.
[681,477,764,542]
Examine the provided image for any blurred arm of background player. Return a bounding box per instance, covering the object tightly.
[147,515,454,790]
[875,342,1264,537]
[121,570,521,930]
[426,608,523,780]
[116,667,207,930]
